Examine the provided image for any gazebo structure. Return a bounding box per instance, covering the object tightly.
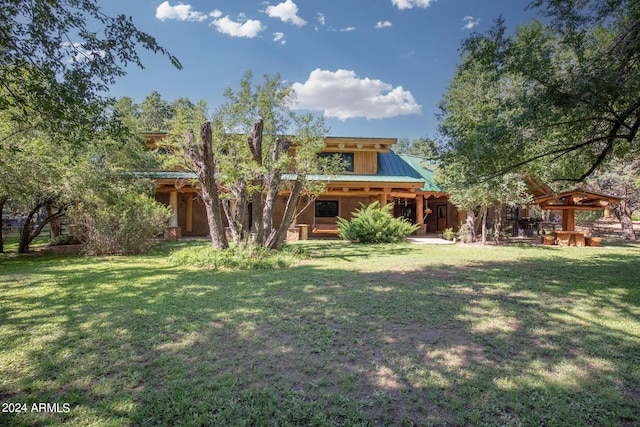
[533,190,622,246]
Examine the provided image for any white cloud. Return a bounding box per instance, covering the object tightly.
[212,16,265,38]
[462,16,480,30]
[317,13,326,26]
[265,0,306,26]
[292,69,421,120]
[375,21,392,29]
[391,0,435,10]
[63,42,105,63]
[273,32,286,44]
[155,1,209,22]
[340,26,356,32]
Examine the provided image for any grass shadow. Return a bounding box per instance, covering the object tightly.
[1,241,639,426]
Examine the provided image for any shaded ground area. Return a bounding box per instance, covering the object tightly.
[1,241,639,426]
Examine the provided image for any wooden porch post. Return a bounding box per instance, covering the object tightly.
[169,191,178,227]
[165,190,182,240]
[416,195,425,235]
[185,195,193,233]
[563,209,575,231]
[562,197,576,231]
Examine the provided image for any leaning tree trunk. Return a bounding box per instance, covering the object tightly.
[184,122,228,249]
[266,179,304,249]
[18,202,66,253]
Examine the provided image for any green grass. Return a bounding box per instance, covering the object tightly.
[1,239,639,426]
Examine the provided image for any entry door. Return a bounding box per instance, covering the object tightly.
[437,204,447,231]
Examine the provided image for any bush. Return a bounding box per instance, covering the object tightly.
[442,227,456,241]
[337,201,419,244]
[168,243,308,270]
[76,193,170,255]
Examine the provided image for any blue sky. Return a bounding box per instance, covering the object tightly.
[103,0,539,140]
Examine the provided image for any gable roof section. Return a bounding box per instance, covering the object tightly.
[395,154,441,192]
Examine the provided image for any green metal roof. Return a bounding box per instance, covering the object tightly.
[396,154,442,192]
[130,152,444,192]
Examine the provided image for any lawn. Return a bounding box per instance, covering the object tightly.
[1,239,639,426]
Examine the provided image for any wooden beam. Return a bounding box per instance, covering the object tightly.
[539,205,608,211]
[389,192,417,199]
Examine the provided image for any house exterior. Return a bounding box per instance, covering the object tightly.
[139,133,459,239]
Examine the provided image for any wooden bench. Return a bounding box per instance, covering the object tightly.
[541,235,555,245]
[311,224,340,235]
[553,231,588,246]
[585,236,603,247]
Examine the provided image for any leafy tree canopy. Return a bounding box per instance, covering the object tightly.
[438,0,639,185]
[0,0,181,140]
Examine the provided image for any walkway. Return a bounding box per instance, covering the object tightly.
[406,234,455,245]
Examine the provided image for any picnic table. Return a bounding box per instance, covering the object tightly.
[533,190,621,248]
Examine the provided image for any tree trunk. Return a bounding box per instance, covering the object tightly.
[260,171,281,246]
[480,206,487,245]
[259,137,289,246]
[18,203,67,253]
[267,179,304,249]
[221,199,239,244]
[251,186,265,244]
[46,204,62,239]
[464,209,476,243]
[0,197,6,253]
[493,204,503,245]
[18,204,42,253]
[616,200,637,240]
[184,122,228,249]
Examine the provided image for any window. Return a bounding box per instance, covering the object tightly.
[315,200,339,217]
[318,152,354,172]
[506,206,519,220]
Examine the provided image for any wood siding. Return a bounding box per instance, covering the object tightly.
[353,151,377,175]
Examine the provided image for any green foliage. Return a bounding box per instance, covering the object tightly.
[442,227,456,241]
[0,0,180,140]
[76,193,170,256]
[439,1,640,183]
[337,202,419,244]
[163,71,329,249]
[576,209,605,227]
[168,243,308,270]
[392,137,438,159]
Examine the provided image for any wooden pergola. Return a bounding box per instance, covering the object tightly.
[533,190,621,246]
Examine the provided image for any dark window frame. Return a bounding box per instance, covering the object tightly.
[315,200,339,218]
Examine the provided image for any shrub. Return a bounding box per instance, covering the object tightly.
[337,201,419,244]
[168,243,308,270]
[442,227,456,241]
[76,193,170,255]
